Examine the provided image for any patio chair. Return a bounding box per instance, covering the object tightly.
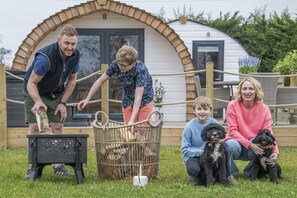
[276,86,297,124]
[194,75,231,110]
[249,73,280,124]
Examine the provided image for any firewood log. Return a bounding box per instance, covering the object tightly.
[118,127,136,142]
[105,143,124,150]
[144,147,156,156]
[36,108,50,132]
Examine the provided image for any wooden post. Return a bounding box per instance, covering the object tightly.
[101,64,109,124]
[278,76,284,86]
[290,76,297,114]
[0,64,7,149]
[290,76,297,86]
[206,62,214,117]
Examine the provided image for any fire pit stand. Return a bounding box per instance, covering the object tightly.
[26,134,88,184]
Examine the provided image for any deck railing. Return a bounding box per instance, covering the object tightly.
[2,63,297,149]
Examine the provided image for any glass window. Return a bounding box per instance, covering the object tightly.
[193,41,224,87]
[72,35,101,114]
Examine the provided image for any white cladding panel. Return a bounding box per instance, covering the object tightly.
[28,15,249,123]
[168,20,249,81]
[29,12,186,122]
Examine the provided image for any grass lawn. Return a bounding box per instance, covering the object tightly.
[0,147,297,198]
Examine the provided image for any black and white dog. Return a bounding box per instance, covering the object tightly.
[249,129,282,183]
[200,123,228,187]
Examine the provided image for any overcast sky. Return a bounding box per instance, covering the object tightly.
[1,0,296,66]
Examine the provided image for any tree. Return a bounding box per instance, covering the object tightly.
[0,35,12,65]
[158,6,297,73]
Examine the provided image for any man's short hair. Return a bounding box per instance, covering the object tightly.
[59,24,78,37]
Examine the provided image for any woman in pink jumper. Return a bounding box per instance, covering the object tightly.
[224,77,279,177]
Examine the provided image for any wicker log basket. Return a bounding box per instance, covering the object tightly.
[92,111,163,180]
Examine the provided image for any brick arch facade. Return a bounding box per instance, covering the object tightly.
[11,0,195,120]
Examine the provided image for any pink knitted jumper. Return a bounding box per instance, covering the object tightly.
[225,99,279,154]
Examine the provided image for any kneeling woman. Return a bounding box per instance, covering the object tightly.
[224,77,279,177]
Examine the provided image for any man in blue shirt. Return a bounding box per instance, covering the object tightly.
[24,24,80,177]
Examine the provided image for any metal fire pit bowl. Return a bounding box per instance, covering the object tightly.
[27,134,88,184]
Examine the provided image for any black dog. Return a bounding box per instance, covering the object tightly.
[200,123,228,187]
[249,129,282,183]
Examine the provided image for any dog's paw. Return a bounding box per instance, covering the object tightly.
[205,180,214,187]
[248,175,258,181]
[271,179,280,184]
[205,183,214,188]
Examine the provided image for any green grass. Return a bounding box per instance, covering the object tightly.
[0,147,297,198]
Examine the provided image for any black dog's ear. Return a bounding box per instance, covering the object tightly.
[251,138,257,144]
[265,129,276,145]
[252,130,263,144]
[216,124,226,139]
[201,124,209,142]
[272,135,276,145]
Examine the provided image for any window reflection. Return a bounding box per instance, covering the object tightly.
[73,35,101,114]
[193,41,224,88]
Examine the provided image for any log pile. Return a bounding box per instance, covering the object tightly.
[98,127,158,180]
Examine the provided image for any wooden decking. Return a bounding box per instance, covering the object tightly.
[7,123,297,149]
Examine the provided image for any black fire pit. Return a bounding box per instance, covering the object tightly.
[27,134,88,184]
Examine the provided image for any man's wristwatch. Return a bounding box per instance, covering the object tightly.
[60,101,67,106]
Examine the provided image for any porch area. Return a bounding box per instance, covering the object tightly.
[6,122,297,149]
[2,64,297,149]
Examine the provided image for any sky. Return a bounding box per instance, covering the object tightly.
[0,0,296,66]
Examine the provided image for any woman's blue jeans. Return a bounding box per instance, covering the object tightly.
[225,139,256,177]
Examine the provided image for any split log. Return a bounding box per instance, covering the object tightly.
[118,127,136,142]
[144,147,156,156]
[113,147,129,155]
[36,108,50,132]
[105,143,124,150]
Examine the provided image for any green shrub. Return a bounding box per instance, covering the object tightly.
[273,49,297,74]
[154,79,166,109]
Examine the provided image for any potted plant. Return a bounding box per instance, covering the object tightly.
[273,49,297,86]
[273,50,297,124]
[238,56,261,80]
[153,79,166,112]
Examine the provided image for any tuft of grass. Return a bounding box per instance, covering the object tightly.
[0,147,297,198]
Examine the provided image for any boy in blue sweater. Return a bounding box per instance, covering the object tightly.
[181,96,237,185]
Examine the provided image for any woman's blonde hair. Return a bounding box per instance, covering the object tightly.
[235,77,264,102]
[192,96,213,111]
[116,45,138,64]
